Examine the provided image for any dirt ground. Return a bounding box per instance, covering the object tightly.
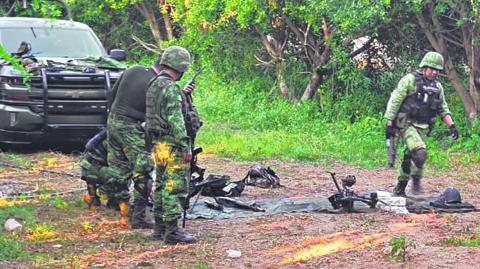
[1,150,479,269]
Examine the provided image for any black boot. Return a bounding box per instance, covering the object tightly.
[393,181,408,196]
[163,219,197,245]
[151,217,165,240]
[129,199,154,229]
[411,176,423,195]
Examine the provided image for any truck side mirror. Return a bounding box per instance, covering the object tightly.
[109,49,126,61]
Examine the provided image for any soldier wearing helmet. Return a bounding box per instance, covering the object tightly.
[384,51,458,196]
[145,45,198,244]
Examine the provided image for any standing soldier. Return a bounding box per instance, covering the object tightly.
[146,46,200,244]
[384,51,459,196]
[107,60,161,228]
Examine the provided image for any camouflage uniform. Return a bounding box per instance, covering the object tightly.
[78,129,117,208]
[108,66,157,198]
[146,46,198,244]
[385,51,454,195]
[107,66,157,227]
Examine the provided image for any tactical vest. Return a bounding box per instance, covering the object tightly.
[398,70,442,123]
[145,74,202,141]
[145,75,173,136]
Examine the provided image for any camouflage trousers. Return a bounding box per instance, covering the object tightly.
[150,141,190,221]
[107,116,151,202]
[397,124,428,182]
[78,157,119,198]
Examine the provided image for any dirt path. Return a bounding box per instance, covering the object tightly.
[1,152,479,268]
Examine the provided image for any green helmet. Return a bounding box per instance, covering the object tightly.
[160,46,191,73]
[419,51,444,70]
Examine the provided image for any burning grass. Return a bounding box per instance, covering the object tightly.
[264,213,448,265]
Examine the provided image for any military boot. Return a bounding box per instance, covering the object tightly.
[129,199,154,229]
[411,175,423,195]
[163,219,197,245]
[393,180,408,196]
[87,183,101,206]
[151,217,165,240]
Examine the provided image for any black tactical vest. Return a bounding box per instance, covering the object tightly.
[399,70,442,123]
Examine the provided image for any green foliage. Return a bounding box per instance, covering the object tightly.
[0,205,36,231]
[179,261,211,269]
[440,227,480,247]
[0,153,34,170]
[389,234,410,262]
[48,196,68,209]
[0,236,31,260]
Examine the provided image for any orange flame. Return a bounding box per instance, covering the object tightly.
[267,213,446,265]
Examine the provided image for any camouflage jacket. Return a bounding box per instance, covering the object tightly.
[145,71,190,153]
[384,70,451,129]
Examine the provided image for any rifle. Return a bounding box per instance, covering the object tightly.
[182,147,206,228]
[85,128,107,151]
[327,172,378,212]
[386,136,396,168]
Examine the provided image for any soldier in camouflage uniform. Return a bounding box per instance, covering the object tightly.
[146,46,201,244]
[107,61,161,228]
[385,51,459,196]
[79,128,118,210]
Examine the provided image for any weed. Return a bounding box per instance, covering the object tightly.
[0,236,31,260]
[48,196,68,209]
[201,234,216,243]
[25,223,55,241]
[80,221,94,231]
[82,248,97,255]
[0,152,34,169]
[388,234,415,262]
[360,215,376,226]
[439,227,480,247]
[180,260,211,269]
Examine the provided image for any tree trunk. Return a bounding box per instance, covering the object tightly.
[301,71,322,101]
[135,0,163,49]
[162,13,174,40]
[276,61,297,102]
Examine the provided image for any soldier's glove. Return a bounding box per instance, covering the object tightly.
[449,124,459,140]
[385,125,395,139]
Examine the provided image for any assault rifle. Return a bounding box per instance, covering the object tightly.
[327,172,378,212]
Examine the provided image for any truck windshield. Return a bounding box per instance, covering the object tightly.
[0,27,106,58]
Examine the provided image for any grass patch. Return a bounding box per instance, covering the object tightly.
[439,228,480,247]
[0,152,34,170]
[0,236,31,260]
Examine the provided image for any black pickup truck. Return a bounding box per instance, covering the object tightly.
[0,17,126,146]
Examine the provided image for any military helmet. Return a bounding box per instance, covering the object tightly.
[437,187,462,204]
[160,46,191,73]
[419,51,444,70]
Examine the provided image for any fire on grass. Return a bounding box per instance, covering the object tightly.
[265,213,447,264]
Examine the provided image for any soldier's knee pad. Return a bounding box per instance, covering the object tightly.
[412,148,427,168]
